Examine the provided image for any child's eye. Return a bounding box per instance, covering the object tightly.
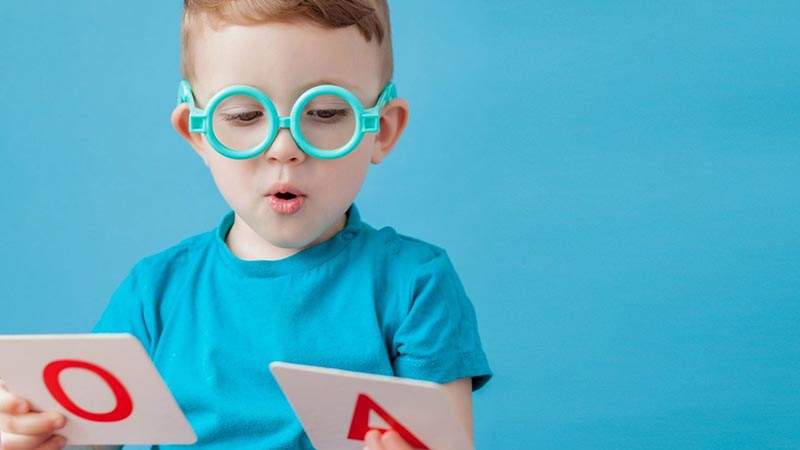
[222,110,264,124]
[214,94,266,127]
[306,109,350,121]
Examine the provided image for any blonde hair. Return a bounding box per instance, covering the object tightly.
[181,0,393,84]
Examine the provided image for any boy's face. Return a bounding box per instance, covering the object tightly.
[175,20,406,259]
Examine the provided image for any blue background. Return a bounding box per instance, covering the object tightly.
[1,1,798,449]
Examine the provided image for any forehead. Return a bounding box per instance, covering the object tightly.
[191,20,382,102]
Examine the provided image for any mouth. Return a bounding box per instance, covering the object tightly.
[266,185,306,215]
[274,191,298,200]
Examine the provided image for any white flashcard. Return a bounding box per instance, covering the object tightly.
[0,334,196,445]
[269,362,473,450]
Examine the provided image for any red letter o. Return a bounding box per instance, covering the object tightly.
[42,359,133,422]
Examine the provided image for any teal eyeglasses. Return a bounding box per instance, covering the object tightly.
[177,81,398,160]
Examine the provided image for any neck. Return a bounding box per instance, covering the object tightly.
[225,213,348,261]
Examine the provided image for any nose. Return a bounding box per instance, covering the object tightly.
[265,128,306,165]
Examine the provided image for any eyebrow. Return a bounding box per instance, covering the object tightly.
[298,79,363,95]
[198,79,369,107]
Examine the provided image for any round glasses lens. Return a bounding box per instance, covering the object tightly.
[211,95,272,152]
[298,94,357,151]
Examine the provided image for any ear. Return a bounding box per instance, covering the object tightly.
[171,103,210,165]
[370,98,409,164]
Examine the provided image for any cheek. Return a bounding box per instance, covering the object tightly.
[312,151,371,199]
[206,158,259,200]
[339,143,374,182]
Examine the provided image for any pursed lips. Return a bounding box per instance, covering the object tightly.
[266,184,306,215]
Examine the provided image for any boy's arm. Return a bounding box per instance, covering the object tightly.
[442,377,474,438]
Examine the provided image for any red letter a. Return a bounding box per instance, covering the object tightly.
[347,393,430,449]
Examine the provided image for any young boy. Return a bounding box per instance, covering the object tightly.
[0,1,491,449]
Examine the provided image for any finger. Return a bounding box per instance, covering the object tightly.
[0,411,66,435]
[381,430,414,450]
[0,431,58,450]
[364,429,385,450]
[36,434,69,450]
[0,389,31,415]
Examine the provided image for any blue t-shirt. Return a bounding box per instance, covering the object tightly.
[94,205,491,450]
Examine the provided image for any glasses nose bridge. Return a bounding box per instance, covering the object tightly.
[277,116,292,129]
[266,114,306,163]
[272,115,299,150]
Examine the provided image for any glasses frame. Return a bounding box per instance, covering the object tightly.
[177,80,398,160]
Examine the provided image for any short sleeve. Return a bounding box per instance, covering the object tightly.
[92,263,154,354]
[391,251,492,390]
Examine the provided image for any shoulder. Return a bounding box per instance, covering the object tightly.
[358,223,449,269]
[127,228,217,283]
[352,223,462,291]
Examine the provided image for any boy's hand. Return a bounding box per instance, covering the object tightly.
[0,380,67,450]
[363,429,414,450]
